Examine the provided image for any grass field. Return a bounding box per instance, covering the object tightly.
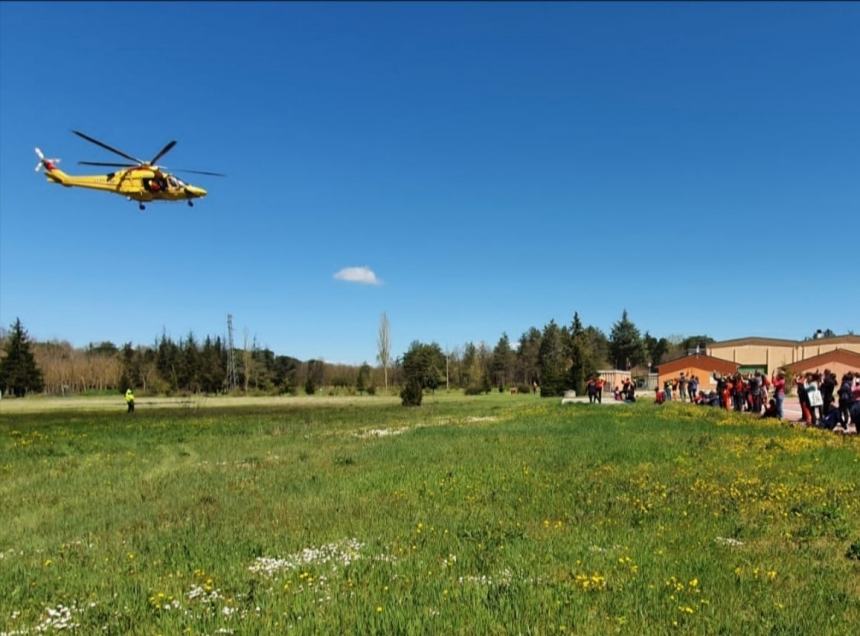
[2,394,859,634]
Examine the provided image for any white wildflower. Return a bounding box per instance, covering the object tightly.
[355,428,408,439]
[715,536,744,547]
[248,538,365,576]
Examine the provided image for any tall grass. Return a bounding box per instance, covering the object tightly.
[1,397,858,634]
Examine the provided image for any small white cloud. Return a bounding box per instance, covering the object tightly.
[333,266,381,286]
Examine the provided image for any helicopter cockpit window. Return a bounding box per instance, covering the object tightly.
[144,176,168,192]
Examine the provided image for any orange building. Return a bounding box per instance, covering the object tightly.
[785,349,860,378]
[657,354,739,391]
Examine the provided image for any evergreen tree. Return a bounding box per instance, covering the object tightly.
[0,318,44,396]
[476,342,492,393]
[538,320,567,397]
[567,312,594,395]
[583,326,610,368]
[118,342,141,391]
[609,310,645,370]
[199,336,226,393]
[642,331,669,370]
[272,355,299,394]
[460,342,479,389]
[179,332,201,392]
[400,341,445,406]
[516,327,542,387]
[155,333,180,392]
[305,359,325,394]
[491,333,515,390]
[356,362,371,394]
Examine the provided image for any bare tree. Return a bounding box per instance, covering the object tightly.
[377,312,391,393]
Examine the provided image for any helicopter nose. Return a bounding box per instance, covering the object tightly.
[186,186,207,198]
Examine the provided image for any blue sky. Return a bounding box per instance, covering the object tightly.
[1,2,858,363]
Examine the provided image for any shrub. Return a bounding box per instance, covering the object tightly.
[400,380,423,406]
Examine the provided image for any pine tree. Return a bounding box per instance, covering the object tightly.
[356,362,371,394]
[516,327,542,387]
[0,318,45,397]
[460,342,478,389]
[567,312,594,395]
[156,333,180,392]
[609,310,645,370]
[200,336,226,393]
[179,332,201,392]
[642,331,669,370]
[119,342,142,391]
[491,333,515,390]
[538,320,567,397]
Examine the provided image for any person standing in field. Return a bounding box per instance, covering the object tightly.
[771,370,786,420]
[805,373,824,426]
[125,387,135,414]
[838,373,854,425]
[678,373,688,402]
[820,370,837,416]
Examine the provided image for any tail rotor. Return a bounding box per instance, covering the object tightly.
[34,147,61,172]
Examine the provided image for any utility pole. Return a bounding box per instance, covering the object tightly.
[226,314,238,391]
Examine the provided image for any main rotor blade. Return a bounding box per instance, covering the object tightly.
[150,140,177,165]
[172,168,227,177]
[79,161,138,168]
[72,130,143,164]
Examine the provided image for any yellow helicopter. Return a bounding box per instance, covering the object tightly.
[35,130,224,210]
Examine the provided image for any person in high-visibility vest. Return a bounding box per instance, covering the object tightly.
[125,388,135,413]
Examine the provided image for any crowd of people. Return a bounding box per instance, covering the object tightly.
[612,378,636,402]
[655,369,860,433]
[795,370,860,430]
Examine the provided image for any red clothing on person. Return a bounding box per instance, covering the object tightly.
[772,377,785,397]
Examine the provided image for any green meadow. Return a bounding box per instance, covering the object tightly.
[1,395,858,634]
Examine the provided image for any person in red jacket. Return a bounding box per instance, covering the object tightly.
[771,370,786,420]
[722,379,733,411]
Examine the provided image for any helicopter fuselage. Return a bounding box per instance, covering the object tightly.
[42,165,207,202]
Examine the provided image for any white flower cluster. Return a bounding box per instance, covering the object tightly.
[714,536,745,547]
[355,428,407,439]
[248,538,365,576]
[186,585,222,604]
[35,604,78,632]
[458,568,513,586]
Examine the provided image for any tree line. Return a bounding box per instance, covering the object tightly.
[0,312,714,398]
[397,310,713,404]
